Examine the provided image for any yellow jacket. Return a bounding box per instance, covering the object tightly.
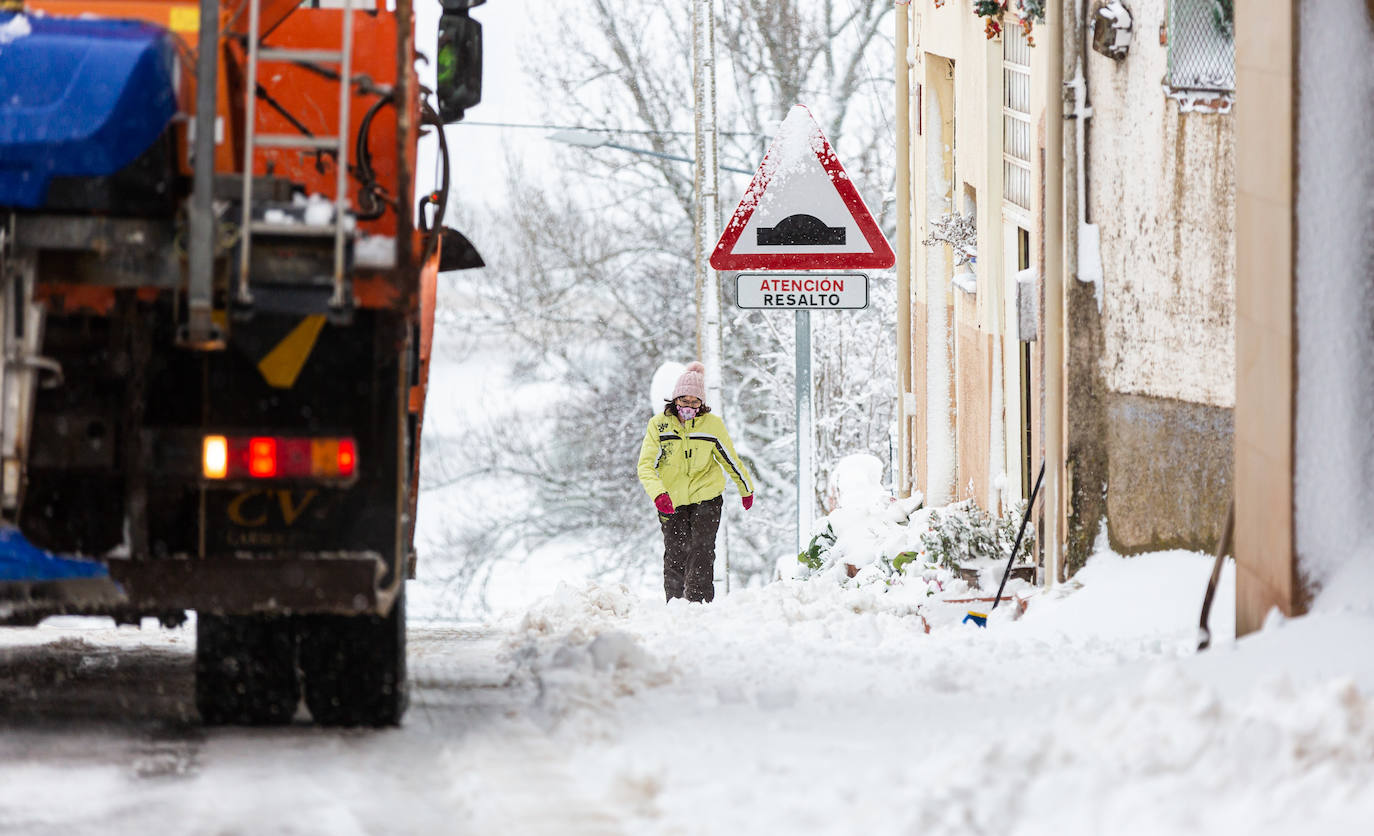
[637,411,754,507]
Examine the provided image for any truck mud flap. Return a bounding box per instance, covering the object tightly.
[107,552,387,616]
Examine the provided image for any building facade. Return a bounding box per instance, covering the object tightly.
[898,3,1048,519]
[898,0,1236,578]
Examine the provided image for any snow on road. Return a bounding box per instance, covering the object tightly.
[3,551,1374,835]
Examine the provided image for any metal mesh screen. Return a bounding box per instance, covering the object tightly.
[1167,0,1235,92]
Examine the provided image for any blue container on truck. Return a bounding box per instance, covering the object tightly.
[0,12,176,208]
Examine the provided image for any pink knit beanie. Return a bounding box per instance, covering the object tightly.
[671,361,707,402]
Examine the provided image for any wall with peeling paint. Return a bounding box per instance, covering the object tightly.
[1083,0,1236,554]
[1086,0,1236,409]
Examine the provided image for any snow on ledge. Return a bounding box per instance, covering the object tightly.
[1164,87,1234,114]
[951,269,977,295]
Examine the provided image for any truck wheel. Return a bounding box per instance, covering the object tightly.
[195,615,300,725]
[298,589,407,727]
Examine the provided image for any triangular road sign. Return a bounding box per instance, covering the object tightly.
[711,105,894,272]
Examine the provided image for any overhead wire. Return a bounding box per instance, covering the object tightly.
[451,120,764,138]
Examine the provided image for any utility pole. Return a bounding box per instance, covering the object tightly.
[895,0,912,497]
[692,0,721,402]
[1044,2,1066,589]
[693,0,727,590]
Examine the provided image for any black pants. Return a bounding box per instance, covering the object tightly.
[659,495,723,603]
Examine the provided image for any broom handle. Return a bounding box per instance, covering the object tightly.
[1197,499,1235,651]
[992,459,1046,611]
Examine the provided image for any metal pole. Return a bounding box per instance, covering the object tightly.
[796,309,813,555]
[895,1,912,497]
[693,0,727,592]
[1044,2,1065,588]
[188,0,221,343]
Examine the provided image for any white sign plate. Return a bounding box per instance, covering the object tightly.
[736,273,869,310]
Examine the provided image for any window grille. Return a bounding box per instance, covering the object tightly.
[1002,25,1032,212]
[1167,0,1235,92]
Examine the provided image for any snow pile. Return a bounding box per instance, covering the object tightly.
[0,14,32,46]
[510,581,638,641]
[502,583,676,726]
[260,193,356,231]
[904,664,1374,835]
[300,193,336,226]
[354,235,396,269]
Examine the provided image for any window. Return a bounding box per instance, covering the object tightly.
[1002,25,1032,213]
[1167,0,1235,92]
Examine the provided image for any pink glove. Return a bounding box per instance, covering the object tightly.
[655,493,675,515]
[742,495,753,510]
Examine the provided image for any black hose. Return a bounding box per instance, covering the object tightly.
[416,101,451,234]
[353,93,397,220]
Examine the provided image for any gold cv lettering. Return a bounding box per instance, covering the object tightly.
[278,489,318,525]
[227,489,319,527]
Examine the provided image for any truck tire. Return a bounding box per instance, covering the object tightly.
[195,614,300,725]
[298,588,407,726]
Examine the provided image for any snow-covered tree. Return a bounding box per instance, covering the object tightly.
[433,0,897,606]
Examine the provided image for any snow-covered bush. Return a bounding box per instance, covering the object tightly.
[921,499,1034,572]
[794,455,1034,592]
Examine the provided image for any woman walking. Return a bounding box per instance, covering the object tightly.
[636,362,754,603]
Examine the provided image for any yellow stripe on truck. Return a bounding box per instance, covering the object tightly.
[257,315,326,389]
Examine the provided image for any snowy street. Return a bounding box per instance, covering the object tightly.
[5,550,1374,835]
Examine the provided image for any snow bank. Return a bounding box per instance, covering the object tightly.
[904,662,1374,835]
[474,543,1374,834]
[502,584,675,728]
[1295,0,1374,598]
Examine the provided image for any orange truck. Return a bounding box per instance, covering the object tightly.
[0,0,483,725]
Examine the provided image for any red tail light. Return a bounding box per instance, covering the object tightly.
[202,435,358,481]
[248,438,278,478]
[337,438,357,477]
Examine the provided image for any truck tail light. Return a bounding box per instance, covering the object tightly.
[337,438,356,477]
[202,435,359,480]
[248,437,278,478]
[203,435,229,479]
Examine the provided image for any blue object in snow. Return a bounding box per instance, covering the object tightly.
[0,11,177,208]
[963,611,988,628]
[0,525,110,581]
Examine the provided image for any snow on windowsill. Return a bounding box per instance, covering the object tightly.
[951,269,977,295]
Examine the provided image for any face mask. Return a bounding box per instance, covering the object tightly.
[677,406,698,420]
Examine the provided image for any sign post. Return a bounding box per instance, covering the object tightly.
[711,105,894,555]
[795,309,813,554]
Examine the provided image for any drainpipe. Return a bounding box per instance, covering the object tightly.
[1043,1,1066,588]
[896,1,912,497]
[1069,1,1099,306]
[1074,1,1093,228]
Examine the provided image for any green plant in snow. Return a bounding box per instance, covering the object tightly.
[997,499,1036,564]
[891,551,920,575]
[798,523,837,570]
